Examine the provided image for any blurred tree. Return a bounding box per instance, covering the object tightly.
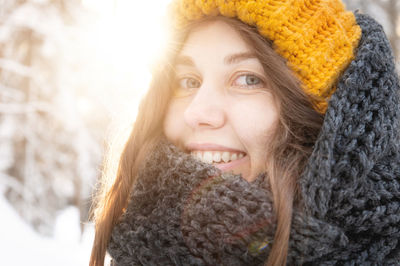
[0,0,102,236]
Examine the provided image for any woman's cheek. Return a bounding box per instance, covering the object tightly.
[232,97,277,133]
[163,103,183,141]
[230,97,278,152]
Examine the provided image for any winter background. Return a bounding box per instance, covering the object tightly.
[0,0,398,265]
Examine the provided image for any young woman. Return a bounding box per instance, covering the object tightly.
[90,0,400,265]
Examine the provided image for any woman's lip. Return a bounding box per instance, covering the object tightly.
[213,154,249,171]
[186,143,246,153]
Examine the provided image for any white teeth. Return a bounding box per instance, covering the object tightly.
[203,151,213,164]
[213,152,221,162]
[221,152,230,163]
[191,150,246,164]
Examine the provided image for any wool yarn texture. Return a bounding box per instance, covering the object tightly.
[108,13,400,265]
[168,0,362,113]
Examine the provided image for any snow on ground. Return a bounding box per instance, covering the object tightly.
[0,195,94,266]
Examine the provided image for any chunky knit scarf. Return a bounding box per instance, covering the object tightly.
[108,13,400,265]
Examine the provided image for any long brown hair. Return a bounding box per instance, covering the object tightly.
[89,16,324,266]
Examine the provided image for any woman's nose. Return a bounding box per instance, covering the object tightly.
[183,84,226,130]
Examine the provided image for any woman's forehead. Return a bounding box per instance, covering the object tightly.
[175,52,259,68]
[177,20,254,61]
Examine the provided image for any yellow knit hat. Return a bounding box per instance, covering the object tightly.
[168,0,362,113]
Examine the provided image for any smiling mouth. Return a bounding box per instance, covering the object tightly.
[190,150,246,164]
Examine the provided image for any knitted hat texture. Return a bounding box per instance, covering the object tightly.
[168,0,362,113]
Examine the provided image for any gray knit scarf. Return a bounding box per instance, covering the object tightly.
[108,13,400,265]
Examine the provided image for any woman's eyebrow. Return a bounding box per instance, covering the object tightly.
[224,51,257,65]
[175,55,195,67]
[175,52,257,67]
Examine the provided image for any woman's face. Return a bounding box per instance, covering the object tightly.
[163,20,279,182]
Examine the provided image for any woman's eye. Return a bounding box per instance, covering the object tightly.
[233,74,264,88]
[172,76,201,97]
[179,77,201,89]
